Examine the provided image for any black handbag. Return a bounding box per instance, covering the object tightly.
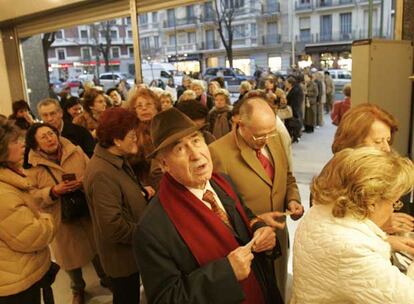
[42,166,89,222]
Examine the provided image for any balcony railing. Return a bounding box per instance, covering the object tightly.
[165,43,197,53]
[295,1,313,11]
[261,34,281,45]
[198,40,221,50]
[261,2,281,15]
[315,0,354,8]
[163,17,197,29]
[200,13,215,22]
[295,28,388,43]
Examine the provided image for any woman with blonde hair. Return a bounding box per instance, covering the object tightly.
[331,103,413,234]
[191,80,214,109]
[291,147,414,304]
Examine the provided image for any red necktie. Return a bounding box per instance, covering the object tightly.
[202,190,232,228]
[256,149,274,181]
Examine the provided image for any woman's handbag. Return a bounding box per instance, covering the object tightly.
[277,105,293,120]
[42,166,89,222]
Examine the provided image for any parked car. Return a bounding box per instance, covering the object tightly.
[202,67,252,93]
[65,78,82,88]
[142,63,181,87]
[98,72,134,91]
[327,69,351,90]
[78,73,95,84]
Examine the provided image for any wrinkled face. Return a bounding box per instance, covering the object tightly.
[7,136,25,166]
[214,94,227,109]
[370,195,400,227]
[35,126,59,154]
[38,104,63,130]
[191,85,203,97]
[114,129,138,156]
[67,104,83,119]
[363,120,391,152]
[160,96,173,111]
[109,90,122,105]
[160,132,213,189]
[208,83,218,95]
[91,94,107,113]
[134,96,158,121]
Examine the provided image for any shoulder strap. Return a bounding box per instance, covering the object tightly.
[40,165,59,185]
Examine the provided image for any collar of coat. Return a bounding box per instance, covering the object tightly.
[28,137,82,170]
[0,167,32,191]
[93,144,126,170]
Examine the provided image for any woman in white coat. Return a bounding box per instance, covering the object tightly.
[291,147,414,304]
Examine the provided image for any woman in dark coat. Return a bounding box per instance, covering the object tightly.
[285,76,304,142]
[83,108,148,304]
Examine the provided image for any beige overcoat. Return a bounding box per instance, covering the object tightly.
[0,168,56,296]
[27,137,96,271]
[209,129,301,300]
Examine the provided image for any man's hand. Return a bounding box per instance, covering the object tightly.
[288,200,304,221]
[227,246,254,281]
[382,213,414,234]
[252,226,276,253]
[144,186,156,199]
[258,211,286,230]
[387,235,414,255]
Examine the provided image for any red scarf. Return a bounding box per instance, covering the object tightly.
[159,172,265,304]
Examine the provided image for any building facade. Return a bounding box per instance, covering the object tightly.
[47,0,393,80]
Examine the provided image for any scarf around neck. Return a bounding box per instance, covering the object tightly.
[158,172,264,304]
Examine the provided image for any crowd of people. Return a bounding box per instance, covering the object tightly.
[0,67,413,304]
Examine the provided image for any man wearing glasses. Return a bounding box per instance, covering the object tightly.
[209,93,304,301]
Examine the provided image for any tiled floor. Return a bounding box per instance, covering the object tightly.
[52,114,337,304]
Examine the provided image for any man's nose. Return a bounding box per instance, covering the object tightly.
[381,141,391,152]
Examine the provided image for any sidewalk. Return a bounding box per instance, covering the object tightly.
[286,114,336,300]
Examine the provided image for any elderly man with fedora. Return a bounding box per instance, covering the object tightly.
[209,93,304,300]
[133,108,283,304]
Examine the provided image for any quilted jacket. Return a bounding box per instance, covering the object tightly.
[291,204,414,304]
[0,168,56,296]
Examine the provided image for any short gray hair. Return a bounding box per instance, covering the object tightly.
[0,120,21,167]
[37,98,62,112]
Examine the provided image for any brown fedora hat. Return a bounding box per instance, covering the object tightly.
[148,107,206,158]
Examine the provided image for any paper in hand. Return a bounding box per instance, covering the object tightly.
[243,233,260,251]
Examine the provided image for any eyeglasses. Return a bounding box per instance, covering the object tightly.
[393,200,404,211]
[38,131,57,142]
[251,131,278,142]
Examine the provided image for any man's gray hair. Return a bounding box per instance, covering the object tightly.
[37,98,62,112]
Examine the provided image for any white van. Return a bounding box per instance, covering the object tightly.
[141,63,181,86]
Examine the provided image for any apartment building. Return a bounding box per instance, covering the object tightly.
[46,0,394,80]
[293,0,394,69]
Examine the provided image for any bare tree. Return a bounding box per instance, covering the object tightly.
[212,0,238,68]
[90,21,114,73]
[41,32,56,83]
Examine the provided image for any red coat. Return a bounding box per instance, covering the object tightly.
[331,97,351,126]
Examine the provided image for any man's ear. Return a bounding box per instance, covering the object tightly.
[156,155,169,173]
[113,138,121,148]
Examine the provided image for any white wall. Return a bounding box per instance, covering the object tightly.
[0,30,12,115]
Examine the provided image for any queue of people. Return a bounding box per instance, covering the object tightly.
[0,68,413,304]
